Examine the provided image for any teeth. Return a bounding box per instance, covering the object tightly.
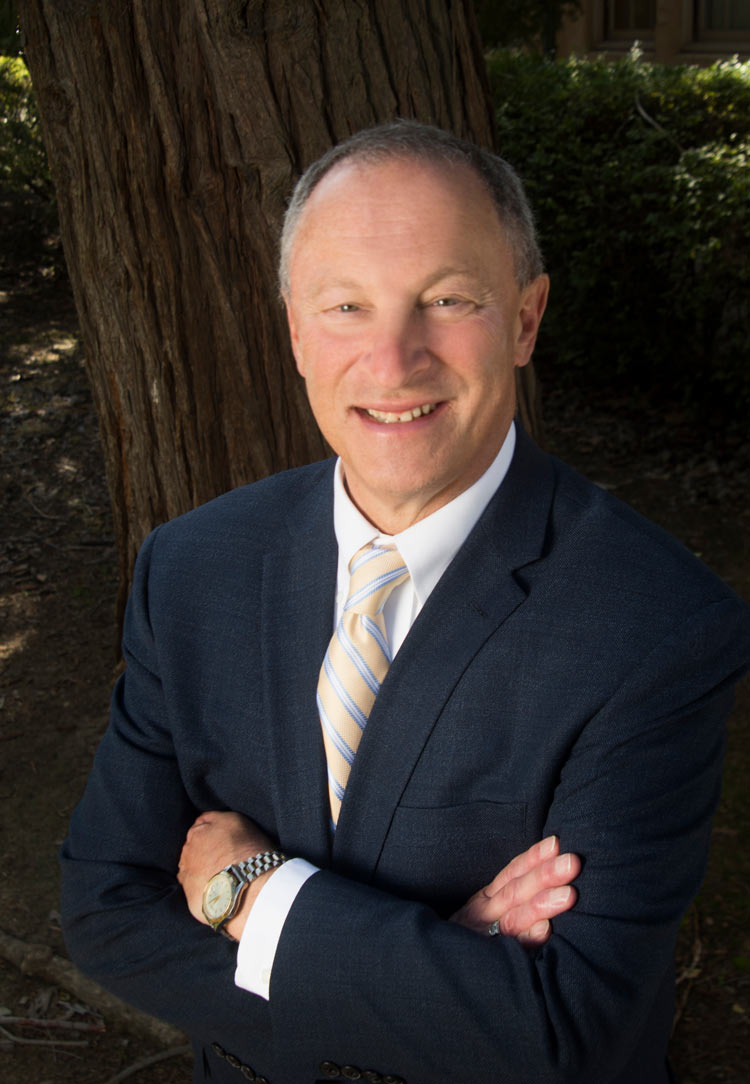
[366,403,436,424]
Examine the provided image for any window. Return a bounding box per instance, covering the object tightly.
[697,0,750,35]
[604,0,657,38]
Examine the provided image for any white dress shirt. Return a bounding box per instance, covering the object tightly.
[235,423,517,998]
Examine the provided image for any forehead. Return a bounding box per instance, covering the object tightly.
[288,156,507,280]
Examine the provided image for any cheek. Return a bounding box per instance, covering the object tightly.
[432,318,505,363]
[301,335,361,393]
[300,361,348,430]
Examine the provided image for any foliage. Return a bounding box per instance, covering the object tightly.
[0,0,19,54]
[474,1,581,55]
[488,48,750,416]
[0,53,52,199]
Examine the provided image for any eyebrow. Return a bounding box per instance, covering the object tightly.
[308,267,480,300]
[420,266,482,290]
[309,279,363,299]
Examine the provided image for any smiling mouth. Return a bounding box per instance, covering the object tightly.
[364,403,437,424]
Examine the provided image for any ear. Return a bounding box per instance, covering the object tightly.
[514,274,549,369]
[283,293,306,377]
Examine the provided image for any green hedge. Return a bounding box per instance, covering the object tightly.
[0,54,58,275]
[0,55,51,198]
[488,48,750,416]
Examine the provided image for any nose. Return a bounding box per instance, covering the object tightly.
[366,310,431,388]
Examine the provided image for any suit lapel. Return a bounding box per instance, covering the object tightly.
[261,463,337,867]
[332,429,556,879]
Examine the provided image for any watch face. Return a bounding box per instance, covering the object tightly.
[202,870,236,922]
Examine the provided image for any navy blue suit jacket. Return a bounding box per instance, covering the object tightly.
[60,429,750,1084]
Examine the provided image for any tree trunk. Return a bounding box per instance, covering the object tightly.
[20,0,538,624]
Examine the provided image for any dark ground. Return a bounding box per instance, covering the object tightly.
[1,194,748,1083]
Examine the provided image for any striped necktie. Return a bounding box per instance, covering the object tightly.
[317,543,410,826]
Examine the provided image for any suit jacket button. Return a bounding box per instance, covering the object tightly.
[342,1068,362,1080]
[255,1078,269,1084]
[240,1067,256,1080]
[363,1073,382,1082]
[226,1053,241,1068]
[383,1077,404,1084]
[320,1061,341,1077]
[211,1042,226,1057]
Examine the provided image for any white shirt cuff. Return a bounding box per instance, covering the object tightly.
[234,857,318,999]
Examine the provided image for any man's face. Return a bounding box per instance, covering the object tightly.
[285,156,548,533]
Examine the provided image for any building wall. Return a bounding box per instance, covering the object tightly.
[557,1,750,64]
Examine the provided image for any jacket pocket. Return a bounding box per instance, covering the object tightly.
[374,799,528,916]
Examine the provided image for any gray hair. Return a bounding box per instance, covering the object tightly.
[278,119,544,295]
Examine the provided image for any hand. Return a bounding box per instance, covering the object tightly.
[450,836,580,946]
[177,810,276,939]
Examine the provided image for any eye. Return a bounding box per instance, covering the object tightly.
[426,296,477,314]
[336,303,360,312]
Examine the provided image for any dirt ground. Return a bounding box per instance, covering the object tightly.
[1,200,748,1083]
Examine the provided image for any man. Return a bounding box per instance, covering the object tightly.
[60,122,750,1084]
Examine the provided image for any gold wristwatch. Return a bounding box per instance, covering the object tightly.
[201,851,288,936]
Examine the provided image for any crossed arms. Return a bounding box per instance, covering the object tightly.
[177,811,580,948]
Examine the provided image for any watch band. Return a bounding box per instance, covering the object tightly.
[232,850,288,885]
[217,851,288,939]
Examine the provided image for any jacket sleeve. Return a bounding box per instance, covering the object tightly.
[59,527,276,1059]
[265,597,749,1084]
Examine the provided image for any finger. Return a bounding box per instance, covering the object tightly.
[457,858,580,935]
[516,919,551,946]
[489,851,581,914]
[483,836,559,898]
[456,852,579,932]
[493,884,578,938]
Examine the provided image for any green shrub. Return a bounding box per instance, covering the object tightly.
[488,48,750,417]
[0,54,53,199]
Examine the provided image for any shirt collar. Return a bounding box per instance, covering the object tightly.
[333,421,516,606]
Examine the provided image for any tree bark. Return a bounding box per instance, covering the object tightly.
[20,0,537,622]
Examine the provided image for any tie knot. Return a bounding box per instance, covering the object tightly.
[345,543,409,617]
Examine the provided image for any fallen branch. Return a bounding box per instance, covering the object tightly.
[0,926,186,1048]
[0,1023,88,1048]
[23,495,64,520]
[0,1015,105,1031]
